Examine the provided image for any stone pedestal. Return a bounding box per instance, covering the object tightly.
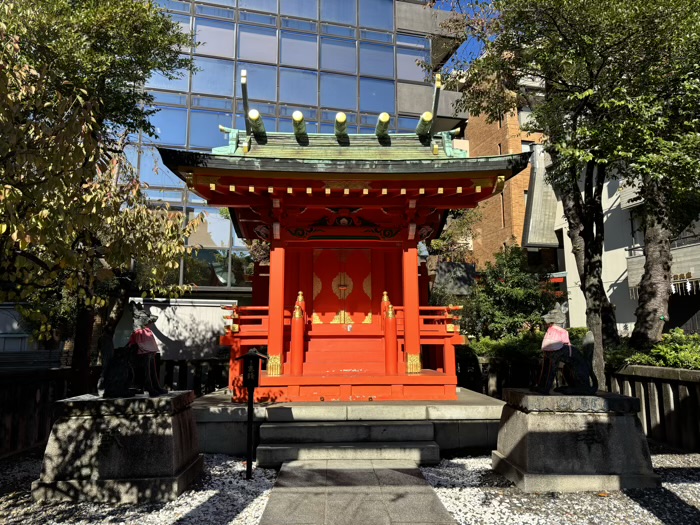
[492,388,660,492]
[32,391,203,503]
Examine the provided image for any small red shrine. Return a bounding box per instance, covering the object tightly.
[160,103,528,403]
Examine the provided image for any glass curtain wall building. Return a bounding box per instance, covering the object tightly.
[132,0,440,293]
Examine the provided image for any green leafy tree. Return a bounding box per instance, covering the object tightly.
[428,209,481,263]
[462,245,559,339]
[0,0,198,392]
[432,0,700,383]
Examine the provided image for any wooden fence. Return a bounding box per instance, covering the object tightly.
[0,358,229,460]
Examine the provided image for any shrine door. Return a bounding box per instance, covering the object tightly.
[312,249,373,327]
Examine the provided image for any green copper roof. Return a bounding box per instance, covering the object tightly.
[159,129,530,176]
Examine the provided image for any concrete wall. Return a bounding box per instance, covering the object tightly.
[115,298,237,360]
[396,83,466,118]
[396,1,451,36]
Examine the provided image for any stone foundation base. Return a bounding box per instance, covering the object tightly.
[32,454,203,503]
[492,451,658,492]
[32,391,203,503]
[492,389,660,493]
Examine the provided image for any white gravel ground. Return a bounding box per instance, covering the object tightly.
[420,446,700,525]
[2,444,699,525]
[0,454,276,525]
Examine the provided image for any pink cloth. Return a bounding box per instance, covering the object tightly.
[129,327,160,355]
[541,325,571,352]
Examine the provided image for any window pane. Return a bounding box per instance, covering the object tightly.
[191,57,234,96]
[397,47,428,82]
[238,100,276,115]
[320,37,356,73]
[238,0,277,13]
[189,110,233,149]
[281,18,317,31]
[360,42,394,78]
[397,34,429,49]
[321,0,356,25]
[150,91,188,105]
[279,68,317,106]
[239,11,276,25]
[238,25,278,63]
[397,116,418,131]
[148,107,188,146]
[195,0,234,6]
[195,17,235,58]
[236,62,277,100]
[321,24,355,38]
[321,73,357,110]
[184,249,230,287]
[158,1,190,13]
[139,146,185,187]
[188,208,232,248]
[280,0,317,19]
[280,105,317,120]
[192,96,233,110]
[230,252,253,286]
[280,31,318,69]
[359,0,393,30]
[195,5,235,18]
[360,77,394,113]
[146,64,189,92]
[360,30,392,43]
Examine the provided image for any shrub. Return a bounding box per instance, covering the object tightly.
[626,328,700,370]
[469,331,544,361]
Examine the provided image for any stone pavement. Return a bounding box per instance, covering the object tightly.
[259,459,456,525]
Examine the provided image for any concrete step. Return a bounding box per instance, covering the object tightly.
[260,421,435,443]
[256,441,441,468]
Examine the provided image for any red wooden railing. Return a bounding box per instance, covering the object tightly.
[220,303,462,383]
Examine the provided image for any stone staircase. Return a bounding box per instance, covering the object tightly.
[256,421,441,468]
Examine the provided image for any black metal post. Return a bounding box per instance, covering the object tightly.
[246,385,255,480]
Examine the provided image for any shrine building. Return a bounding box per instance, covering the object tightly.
[159,80,529,403]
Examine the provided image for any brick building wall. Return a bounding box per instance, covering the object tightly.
[465,111,543,267]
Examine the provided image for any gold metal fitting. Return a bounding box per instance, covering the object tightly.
[293,304,303,318]
[297,290,304,302]
[267,355,281,376]
[387,304,395,319]
[406,354,422,374]
[382,291,390,303]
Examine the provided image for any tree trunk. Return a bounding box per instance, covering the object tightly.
[71,301,95,395]
[556,160,611,388]
[630,212,672,349]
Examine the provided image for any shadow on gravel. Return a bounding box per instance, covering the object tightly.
[625,486,700,525]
